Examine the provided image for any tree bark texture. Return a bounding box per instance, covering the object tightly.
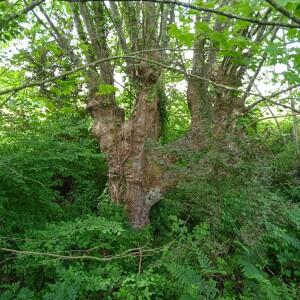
[88,61,165,228]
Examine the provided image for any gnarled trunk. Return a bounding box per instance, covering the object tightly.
[89,77,164,228]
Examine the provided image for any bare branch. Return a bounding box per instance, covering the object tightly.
[255,84,280,129]
[0,232,182,262]
[247,84,300,111]
[247,96,300,114]
[241,28,279,102]
[0,247,140,262]
[248,114,300,125]
[0,163,47,189]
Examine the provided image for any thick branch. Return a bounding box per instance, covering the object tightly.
[265,0,300,25]
[107,1,129,53]
[69,3,99,67]
[121,1,139,51]
[60,0,300,29]
[79,2,114,85]
[36,6,81,66]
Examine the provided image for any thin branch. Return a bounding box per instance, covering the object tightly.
[0,53,299,113]
[248,113,300,125]
[247,96,300,114]
[265,0,300,25]
[59,0,300,29]
[242,52,267,102]
[0,232,182,262]
[0,247,127,261]
[267,105,281,129]
[138,245,142,274]
[0,0,46,31]
[255,84,280,129]
[242,28,279,102]
[0,91,17,108]
[0,163,47,188]
[0,64,13,78]
[272,84,300,98]
[246,84,300,111]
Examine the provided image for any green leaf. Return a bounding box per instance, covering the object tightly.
[277,0,299,5]
[168,24,181,39]
[195,22,211,34]
[98,84,117,95]
[168,24,194,47]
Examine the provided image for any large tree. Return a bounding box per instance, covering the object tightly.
[0,0,299,228]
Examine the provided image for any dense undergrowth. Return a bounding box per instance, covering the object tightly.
[1,110,300,299]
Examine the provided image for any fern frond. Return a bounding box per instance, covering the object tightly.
[196,250,213,275]
[166,262,203,287]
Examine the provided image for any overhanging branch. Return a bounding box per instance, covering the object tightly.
[0,53,299,113]
[59,0,300,29]
[265,0,300,26]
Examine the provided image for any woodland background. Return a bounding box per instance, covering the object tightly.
[0,0,300,299]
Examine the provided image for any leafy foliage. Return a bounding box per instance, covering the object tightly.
[1,0,300,299]
[1,110,300,299]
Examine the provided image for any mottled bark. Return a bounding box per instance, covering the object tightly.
[88,64,164,228]
[83,2,171,228]
[186,74,245,151]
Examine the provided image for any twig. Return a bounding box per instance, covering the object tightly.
[138,243,142,274]
[247,113,299,125]
[0,163,47,189]
[0,227,186,263]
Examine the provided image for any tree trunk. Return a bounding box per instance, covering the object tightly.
[186,79,212,149]
[88,74,164,228]
[186,77,244,151]
[85,1,252,228]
